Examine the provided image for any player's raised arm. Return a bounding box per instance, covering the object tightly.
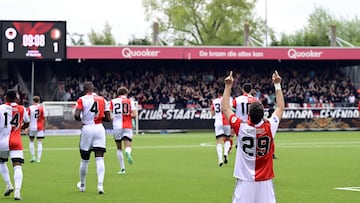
[222,71,234,121]
[272,70,285,120]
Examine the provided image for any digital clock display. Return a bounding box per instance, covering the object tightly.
[0,21,66,60]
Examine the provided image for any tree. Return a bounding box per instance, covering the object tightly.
[142,0,265,46]
[275,6,360,46]
[128,36,152,45]
[88,21,116,45]
[335,16,360,46]
[275,6,335,46]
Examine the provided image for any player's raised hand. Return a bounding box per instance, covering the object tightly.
[272,70,282,84]
[225,71,234,85]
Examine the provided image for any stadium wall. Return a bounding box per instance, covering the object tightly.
[44,104,360,133]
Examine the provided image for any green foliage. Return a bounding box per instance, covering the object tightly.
[276,6,360,46]
[142,0,264,46]
[336,16,360,46]
[12,131,360,202]
[88,22,116,45]
[128,36,152,45]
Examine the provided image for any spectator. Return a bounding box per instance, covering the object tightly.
[348,92,356,107]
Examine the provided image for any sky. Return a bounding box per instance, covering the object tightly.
[1,0,359,44]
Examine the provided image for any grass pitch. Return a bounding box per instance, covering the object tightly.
[2,131,360,202]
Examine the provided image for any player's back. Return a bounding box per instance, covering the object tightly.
[110,96,134,129]
[0,104,12,149]
[76,93,107,125]
[211,97,230,125]
[233,94,257,121]
[8,103,29,150]
[28,104,45,131]
[233,119,275,181]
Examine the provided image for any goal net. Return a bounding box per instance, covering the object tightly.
[42,101,79,135]
[42,101,139,135]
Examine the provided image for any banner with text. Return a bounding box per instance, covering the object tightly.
[137,107,360,131]
[45,107,360,132]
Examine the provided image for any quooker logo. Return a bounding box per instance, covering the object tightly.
[122,47,160,58]
[287,49,323,59]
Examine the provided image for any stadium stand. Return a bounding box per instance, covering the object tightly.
[41,62,360,109]
[1,60,359,110]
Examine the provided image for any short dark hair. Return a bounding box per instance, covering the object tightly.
[242,83,252,94]
[249,102,264,124]
[217,88,224,96]
[33,96,41,103]
[84,81,94,93]
[117,86,128,96]
[5,89,17,102]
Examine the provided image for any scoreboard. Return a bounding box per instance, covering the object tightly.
[0,20,66,60]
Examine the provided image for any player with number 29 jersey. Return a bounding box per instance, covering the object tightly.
[230,114,279,181]
[222,71,284,203]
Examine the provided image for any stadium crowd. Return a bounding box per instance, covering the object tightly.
[49,65,360,109]
[0,64,359,109]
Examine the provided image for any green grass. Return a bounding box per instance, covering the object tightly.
[2,131,360,202]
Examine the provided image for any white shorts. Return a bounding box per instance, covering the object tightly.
[113,129,133,141]
[0,150,24,160]
[29,130,45,138]
[79,124,106,151]
[232,179,276,203]
[214,124,231,137]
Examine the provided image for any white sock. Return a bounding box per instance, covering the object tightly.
[13,165,22,191]
[224,141,231,156]
[95,157,105,188]
[216,144,223,163]
[117,150,125,170]
[79,159,89,185]
[125,147,132,155]
[29,141,35,159]
[0,163,12,187]
[37,141,43,160]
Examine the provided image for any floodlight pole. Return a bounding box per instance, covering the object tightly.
[265,0,268,47]
[31,60,34,102]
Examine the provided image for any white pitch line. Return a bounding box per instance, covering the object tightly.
[277,141,360,145]
[31,145,208,151]
[334,187,360,192]
[22,140,360,151]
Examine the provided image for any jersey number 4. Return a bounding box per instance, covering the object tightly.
[3,112,20,128]
[90,101,100,117]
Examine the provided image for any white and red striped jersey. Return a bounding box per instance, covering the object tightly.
[75,93,110,125]
[110,96,136,129]
[211,96,232,126]
[232,93,257,121]
[229,114,280,181]
[0,102,30,151]
[28,104,45,131]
